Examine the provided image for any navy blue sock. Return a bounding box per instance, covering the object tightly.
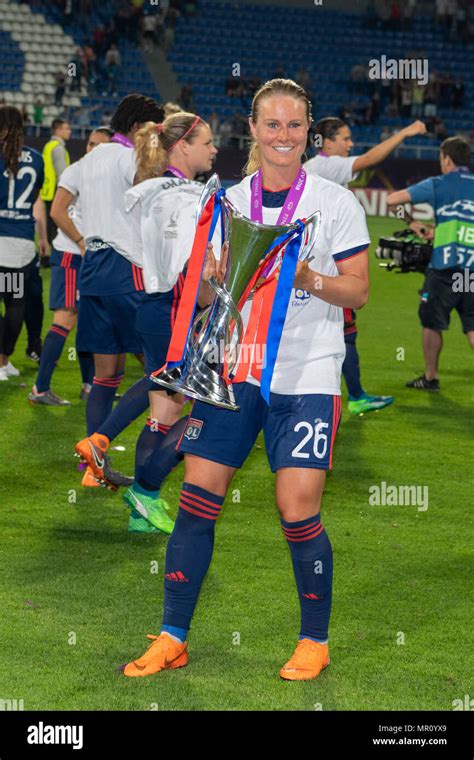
[96,375,151,443]
[134,417,171,483]
[78,351,94,386]
[282,513,333,643]
[342,335,364,399]
[86,374,123,436]
[138,416,187,490]
[162,482,224,636]
[35,324,70,392]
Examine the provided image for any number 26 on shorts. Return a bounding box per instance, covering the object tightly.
[291,420,329,459]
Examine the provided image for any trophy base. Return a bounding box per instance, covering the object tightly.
[151,367,240,412]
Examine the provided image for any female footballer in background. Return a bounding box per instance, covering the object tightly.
[305,116,427,415]
[120,112,218,534]
[0,105,47,381]
[54,95,164,489]
[121,79,370,681]
[28,127,113,408]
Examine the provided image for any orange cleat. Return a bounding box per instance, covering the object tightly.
[279,639,330,681]
[81,466,101,488]
[75,433,110,481]
[120,632,188,678]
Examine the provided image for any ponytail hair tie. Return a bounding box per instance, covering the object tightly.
[156,123,164,133]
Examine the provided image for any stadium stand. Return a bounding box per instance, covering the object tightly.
[0,0,472,158]
[168,0,474,160]
[0,1,80,127]
[0,0,159,134]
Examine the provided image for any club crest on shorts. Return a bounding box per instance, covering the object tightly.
[184,418,203,440]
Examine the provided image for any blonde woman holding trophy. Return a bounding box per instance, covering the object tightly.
[121,79,370,681]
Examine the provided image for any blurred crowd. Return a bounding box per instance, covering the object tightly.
[343,65,465,132]
[366,0,474,43]
[21,0,198,131]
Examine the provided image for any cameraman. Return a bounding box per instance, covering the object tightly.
[387,137,474,391]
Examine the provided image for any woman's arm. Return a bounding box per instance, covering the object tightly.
[293,250,369,310]
[352,121,426,173]
[33,196,50,257]
[51,188,85,255]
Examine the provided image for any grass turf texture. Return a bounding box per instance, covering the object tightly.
[0,215,472,711]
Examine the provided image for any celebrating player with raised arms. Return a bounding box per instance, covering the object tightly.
[28,127,113,408]
[121,112,218,533]
[305,116,427,415]
[0,105,46,381]
[121,79,370,681]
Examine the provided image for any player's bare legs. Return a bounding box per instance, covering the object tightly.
[93,352,126,379]
[275,467,325,521]
[149,389,185,427]
[466,330,474,349]
[423,327,443,380]
[183,454,236,497]
[53,307,77,331]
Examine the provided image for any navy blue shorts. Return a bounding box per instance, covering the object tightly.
[178,381,342,472]
[135,291,175,376]
[49,248,82,310]
[76,292,143,354]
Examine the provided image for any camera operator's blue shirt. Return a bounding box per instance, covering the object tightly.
[407,167,474,270]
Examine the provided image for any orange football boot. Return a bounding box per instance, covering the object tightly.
[75,433,110,481]
[81,466,101,487]
[279,639,330,681]
[121,632,188,677]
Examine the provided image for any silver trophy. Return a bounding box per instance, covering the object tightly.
[151,174,320,410]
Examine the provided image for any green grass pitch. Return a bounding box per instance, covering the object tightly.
[0,215,472,711]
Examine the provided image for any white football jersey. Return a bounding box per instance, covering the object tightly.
[60,142,141,265]
[304,154,359,188]
[54,160,82,254]
[124,176,204,293]
[226,172,370,395]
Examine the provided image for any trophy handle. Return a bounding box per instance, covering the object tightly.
[194,278,243,376]
[299,211,321,262]
[195,173,222,225]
